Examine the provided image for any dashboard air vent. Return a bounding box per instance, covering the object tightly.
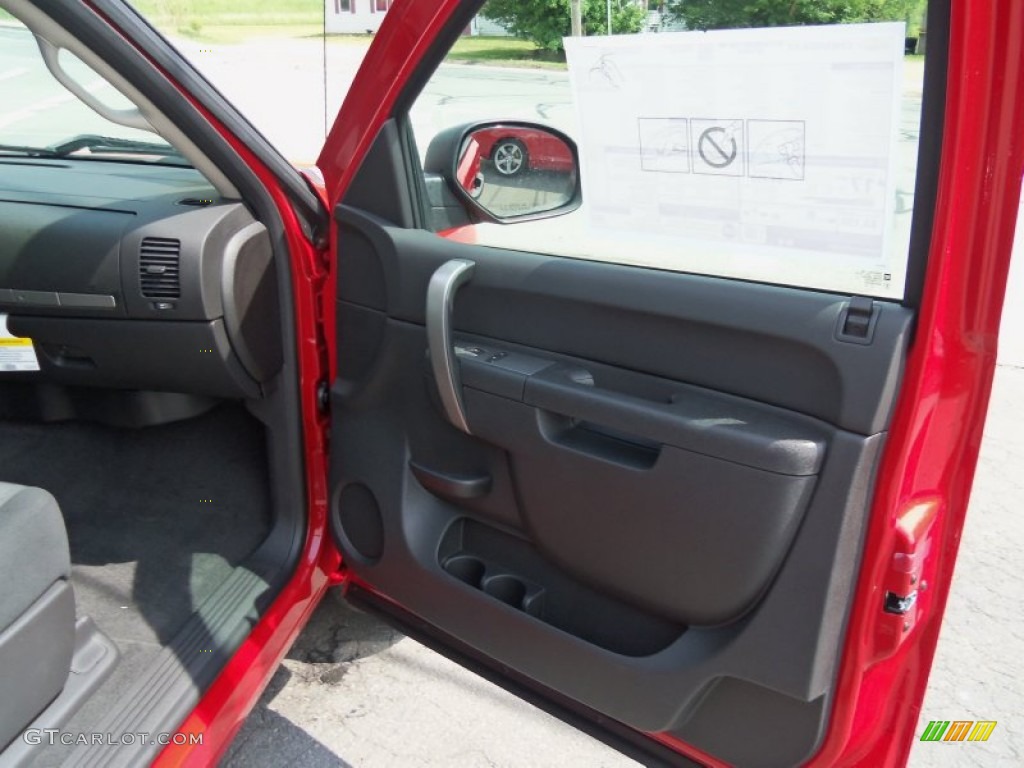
[178,197,213,207]
[139,237,181,299]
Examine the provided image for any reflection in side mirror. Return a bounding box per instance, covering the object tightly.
[455,124,578,221]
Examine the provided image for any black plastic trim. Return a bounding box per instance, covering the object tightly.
[399,115,429,232]
[342,120,419,228]
[61,567,272,768]
[410,462,492,500]
[327,208,904,751]
[335,206,913,435]
[902,0,951,308]
[9,316,261,399]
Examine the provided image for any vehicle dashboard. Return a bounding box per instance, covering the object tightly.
[0,158,281,399]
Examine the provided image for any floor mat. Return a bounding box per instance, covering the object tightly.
[1,404,273,766]
[0,403,271,644]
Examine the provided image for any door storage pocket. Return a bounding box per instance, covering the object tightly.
[439,518,684,657]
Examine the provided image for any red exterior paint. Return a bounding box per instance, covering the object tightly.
[66,0,465,762]
[471,126,576,173]
[146,160,337,767]
[323,3,1023,766]
[317,0,465,383]
[76,0,1024,765]
[77,3,339,764]
[801,2,1024,765]
[146,131,337,765]
[650,6,1024,764]
[156,1,468,763]
[326,8,1023,763]
[437,223,479,244]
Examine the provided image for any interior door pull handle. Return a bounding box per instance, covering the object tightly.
[427,259,476,433]
[409,462,492,499]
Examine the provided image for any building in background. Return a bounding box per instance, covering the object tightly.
[326,0,391,34]
[326,1,510,35]
[469,14,512,36]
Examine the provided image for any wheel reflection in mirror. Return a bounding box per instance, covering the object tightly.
[456,125,576,220]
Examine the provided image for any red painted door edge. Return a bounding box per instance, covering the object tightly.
[72,2,339,763]
[655,9,1024,765]
[144,115,337,767]
[800,2,1024,765]
[316,0,467,384]
[149,2,469,763]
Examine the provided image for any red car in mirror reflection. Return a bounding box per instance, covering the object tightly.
[471,126,575,178]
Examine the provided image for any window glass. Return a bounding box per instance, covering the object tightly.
[126,0,374,164]
[410,2,931,299]
[0,12,182,164]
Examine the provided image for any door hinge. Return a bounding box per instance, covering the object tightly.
[835,296,878,344]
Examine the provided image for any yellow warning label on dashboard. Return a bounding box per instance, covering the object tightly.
[0,313,40,371]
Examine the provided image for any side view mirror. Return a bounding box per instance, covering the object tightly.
[424,121,581,223]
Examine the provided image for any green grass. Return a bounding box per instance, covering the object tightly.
[127,0,321,36]
[321,35,564,70]
[180,24,327,44]
[126,3,563,68]
[92,6,931,70]
[446,37,566,69]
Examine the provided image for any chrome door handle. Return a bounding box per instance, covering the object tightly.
[426,259,476,433]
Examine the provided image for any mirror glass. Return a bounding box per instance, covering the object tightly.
[455,125,577,219]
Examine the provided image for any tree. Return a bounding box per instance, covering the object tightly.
[482,0,647,52]
[666,0,923,31]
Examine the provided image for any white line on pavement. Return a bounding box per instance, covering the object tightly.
[0,78,114,131]
[0,66,29,83]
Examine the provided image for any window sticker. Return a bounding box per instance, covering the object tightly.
[566,23,908,297]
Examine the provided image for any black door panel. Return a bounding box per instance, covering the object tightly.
[336,206,911,434]
[330,200,910,764]
[462,385,820,626]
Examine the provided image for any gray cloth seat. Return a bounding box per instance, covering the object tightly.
[0,482,75,751]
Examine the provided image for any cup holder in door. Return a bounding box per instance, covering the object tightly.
[522,589,545,619]
[442,555,485,588]
[482,574,527,607]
